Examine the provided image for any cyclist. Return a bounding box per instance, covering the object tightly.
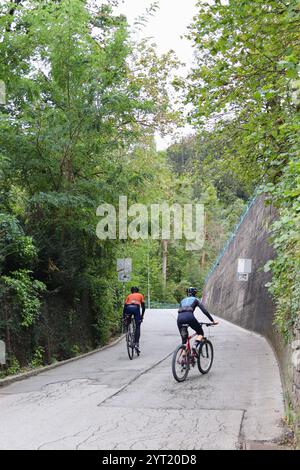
[177,287,218,353]
[123,286,145,354]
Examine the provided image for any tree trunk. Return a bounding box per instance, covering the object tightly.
[3,299,12,356]
[162,239,168,291]
[200,212,207,269]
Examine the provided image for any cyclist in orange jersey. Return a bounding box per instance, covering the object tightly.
[123,286,146,354]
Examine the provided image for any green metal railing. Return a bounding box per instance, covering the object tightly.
[204,193,258,284]
[149,301,178,309]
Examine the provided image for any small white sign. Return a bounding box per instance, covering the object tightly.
[238,273,249,282]
[237,258,252,274]
[0,340,6,365]
[117,258,132,282]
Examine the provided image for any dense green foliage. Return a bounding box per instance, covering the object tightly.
[0,0,298,376]
[264,157,300,340]
[0,0,181,371]
[166,134,247,294]
[187,0,300,339]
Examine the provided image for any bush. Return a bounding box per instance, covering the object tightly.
[263,158,300,341]
[1,270,46,328]
[88,275,123,346]
[6,356,21,376]
[29,346,45,369]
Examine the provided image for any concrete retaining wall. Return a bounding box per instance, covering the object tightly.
[203,195,299,417]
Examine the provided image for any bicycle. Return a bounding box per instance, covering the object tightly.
[123,314,140,360]
[172,322,215,382]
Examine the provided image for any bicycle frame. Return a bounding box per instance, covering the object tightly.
[172,322,215,382]
[123,313,134,328]
[125,314,138,360]
[185,332,197,353]
[183,322,214,351]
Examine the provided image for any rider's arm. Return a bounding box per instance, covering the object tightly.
[141,294,145,317]
[123,296,129,317]
[196,299,214,322]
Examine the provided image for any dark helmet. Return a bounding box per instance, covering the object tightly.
[131,286,139,293]
[187,287,198,297]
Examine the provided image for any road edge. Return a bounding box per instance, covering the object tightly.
[0,334,125,389]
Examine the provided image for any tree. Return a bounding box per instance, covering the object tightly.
[187,0,299,184]
[187,0,300,339]
[0,0,181,367]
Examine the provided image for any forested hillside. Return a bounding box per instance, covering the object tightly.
[0,0,299,376]
[0,0,239,373]
[0,0,177,371]
[186,0,300,341]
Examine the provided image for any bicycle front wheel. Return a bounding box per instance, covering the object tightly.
[172,345,189,382]
[126,319,135,360]
[197,339,213,374]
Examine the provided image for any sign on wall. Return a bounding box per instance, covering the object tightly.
[237,258,252,282]
[237,258,252,274]
[238,273,249,282]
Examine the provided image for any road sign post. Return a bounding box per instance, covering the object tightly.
[117,258,132,283]
[0,81,6,105]
[0,340,6,365]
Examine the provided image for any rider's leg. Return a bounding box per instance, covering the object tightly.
[124,305,136,331]
[123,306,130,329]
[189,318,204,350]
[177,315,189,356]
[133,309,142,346]
[189,317,204,338]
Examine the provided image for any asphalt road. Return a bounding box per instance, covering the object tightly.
[0,309,285,450]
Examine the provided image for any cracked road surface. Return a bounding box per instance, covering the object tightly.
[0,309,284,450]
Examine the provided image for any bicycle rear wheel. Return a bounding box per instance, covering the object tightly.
[126,318,136,360]
[197,339,213,374]
[172,345,189,382]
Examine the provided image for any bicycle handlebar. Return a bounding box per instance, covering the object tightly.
[199,322,215,327]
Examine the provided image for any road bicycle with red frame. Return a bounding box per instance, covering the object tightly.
[172,322,215,382]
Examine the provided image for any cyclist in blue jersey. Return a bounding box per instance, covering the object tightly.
[177,287,218,352]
